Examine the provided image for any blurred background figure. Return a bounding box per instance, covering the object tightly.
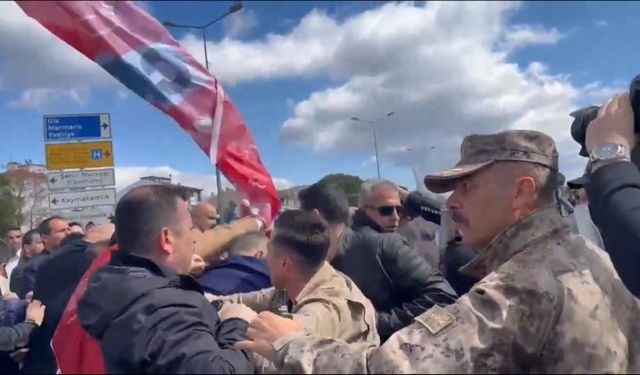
[191,202,219,232]
[198,231,270,295]
[68,222,84,235]
[10,230,44,298]
[85,222,96,233]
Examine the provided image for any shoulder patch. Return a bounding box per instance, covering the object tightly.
[414,305,456,336]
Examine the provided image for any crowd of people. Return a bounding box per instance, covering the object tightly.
[0,92,638,374]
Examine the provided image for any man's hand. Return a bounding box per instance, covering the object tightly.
[235,311,305,361]
[586,93,636,154]
[218,303,258,323]
[26,300,46,327]
[25,291,33,303]
[204,293,220,303]
[84,223,115,244]
[189,253,206,277]
[9,348,28,363]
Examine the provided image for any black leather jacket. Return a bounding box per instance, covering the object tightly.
[333,211,458,340]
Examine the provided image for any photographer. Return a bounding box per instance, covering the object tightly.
[582,92,640,298]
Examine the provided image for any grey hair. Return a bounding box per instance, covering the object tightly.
[359,179,399,207]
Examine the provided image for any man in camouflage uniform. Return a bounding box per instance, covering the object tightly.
[236,130,640,374]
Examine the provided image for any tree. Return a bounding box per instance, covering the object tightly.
[0,176,23,230]
[318,173,364,207]
[1,169,48,228]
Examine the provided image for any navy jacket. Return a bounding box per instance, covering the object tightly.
[0,297,29,374]
[78,251,253,374]
[586,160,640,298]
[198,256,271,296]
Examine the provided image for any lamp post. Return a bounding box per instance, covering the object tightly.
[163,1,243,221]
[405,145,437,189]
[351,111,394,179]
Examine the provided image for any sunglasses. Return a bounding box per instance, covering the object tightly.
[368,205,403,217]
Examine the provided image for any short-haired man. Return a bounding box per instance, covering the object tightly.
[191,202,219,232]
[77,185,255,373]
[238,130,640,374]
[216,210,378,347]
[299,182,457,341]
[21,216,70,296]
[10,229,43,298]
[3,227,22,282]
[198,232,271,295]
[354,180,402,233]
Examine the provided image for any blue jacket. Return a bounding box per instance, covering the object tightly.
[197,256,271,296]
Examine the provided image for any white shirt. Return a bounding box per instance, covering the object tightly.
[5,249,21,281]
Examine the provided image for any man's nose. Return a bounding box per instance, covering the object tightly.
[446,189,461,211]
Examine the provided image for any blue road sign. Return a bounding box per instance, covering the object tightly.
[43,113,111,142]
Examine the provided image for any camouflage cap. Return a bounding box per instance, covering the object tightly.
[424,130,559,193]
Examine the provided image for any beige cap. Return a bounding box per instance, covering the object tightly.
[424,130,559,193]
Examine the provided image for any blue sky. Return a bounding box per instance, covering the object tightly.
[0,1,637,195]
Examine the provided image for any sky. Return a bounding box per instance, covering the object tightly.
[1,0,638,197]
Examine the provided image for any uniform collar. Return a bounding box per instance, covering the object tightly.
[460,208,568,280]
[293,261,334,306]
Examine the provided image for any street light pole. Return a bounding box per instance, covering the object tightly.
[351,111,394,179]
[163,1,243,222]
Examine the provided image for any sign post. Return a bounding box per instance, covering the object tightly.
[43,113,116,225]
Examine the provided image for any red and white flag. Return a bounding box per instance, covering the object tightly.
[17,0,282,223]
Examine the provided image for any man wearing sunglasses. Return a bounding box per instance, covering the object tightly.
[352,180,403,233]
[299,182,457,342]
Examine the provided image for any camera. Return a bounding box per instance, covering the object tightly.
[570,74,640,163]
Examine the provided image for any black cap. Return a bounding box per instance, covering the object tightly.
[570,106,600,157]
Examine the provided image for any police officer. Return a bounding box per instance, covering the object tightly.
[235,130,640,374]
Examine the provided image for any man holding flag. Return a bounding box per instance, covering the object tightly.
[16,0,282,373]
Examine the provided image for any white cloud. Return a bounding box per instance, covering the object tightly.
[7,88,89,110]
[182,1,612,180]
[0,2,115,91]
[223,9,260,38]
[115,166,293,199]
[595,20,609,27]
[499,24,565,51]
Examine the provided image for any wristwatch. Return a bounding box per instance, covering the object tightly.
[589,143,630,164]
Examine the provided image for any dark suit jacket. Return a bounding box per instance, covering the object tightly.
[22,238,96,374]
[586,160,640,298]
[10,256,32,299]
[20,251,51,298]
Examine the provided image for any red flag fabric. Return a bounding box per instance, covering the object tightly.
[17,0,282,223]
[51,246,116,374]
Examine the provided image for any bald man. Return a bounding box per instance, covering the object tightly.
[192,202,219,232]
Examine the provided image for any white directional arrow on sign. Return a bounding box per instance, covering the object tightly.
[47,168,115,190]
[48,188,116,210]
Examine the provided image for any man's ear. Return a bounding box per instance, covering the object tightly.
[158,227,172,255]
[311,209,321,217]
[513,176,537,211]
[254,250,265,259]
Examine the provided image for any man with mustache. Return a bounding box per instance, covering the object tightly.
[236,130,640,374]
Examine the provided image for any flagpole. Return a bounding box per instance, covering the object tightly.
[201,30,224,220]
[163,1,244,223]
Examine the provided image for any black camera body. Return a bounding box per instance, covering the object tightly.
[570,74,640,160]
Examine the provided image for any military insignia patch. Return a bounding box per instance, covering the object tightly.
[415,305,456,335]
